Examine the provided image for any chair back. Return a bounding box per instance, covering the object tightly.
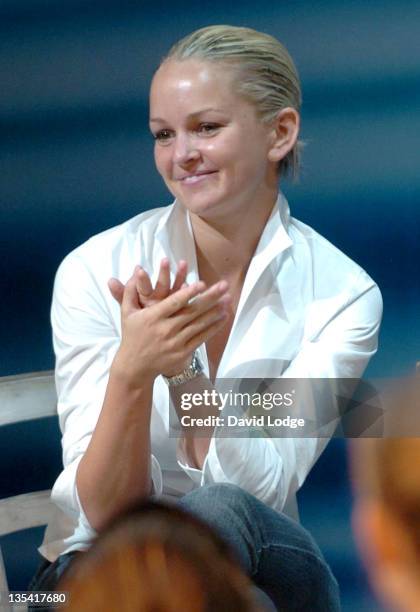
[0,371,59,602]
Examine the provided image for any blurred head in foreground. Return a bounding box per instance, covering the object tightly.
[59,500,261,612]
[351,377,420,612]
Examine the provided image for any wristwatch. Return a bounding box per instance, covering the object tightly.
[162,352,204,387]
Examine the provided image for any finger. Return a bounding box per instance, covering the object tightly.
[184,314,229,354]
[108,278,125,306]
[175,281,230,325]
[171,260,188,293]
[136,266,153,298]
[153,258,171,299]
[121,274,142,315]
[156,281,207,318]
[178,302,228,345]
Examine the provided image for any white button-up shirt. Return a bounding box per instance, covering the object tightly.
[40,193,382,561]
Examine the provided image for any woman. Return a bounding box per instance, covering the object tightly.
[33,25,382,609]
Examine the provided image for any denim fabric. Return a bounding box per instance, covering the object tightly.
[29,484,340,611]
[179,484,341,611]
[28,550,80,611]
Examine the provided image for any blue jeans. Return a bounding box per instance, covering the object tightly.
[179,484,340,611]
[30,484,340,611]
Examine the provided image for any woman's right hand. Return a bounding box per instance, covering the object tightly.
[110,270,230,386]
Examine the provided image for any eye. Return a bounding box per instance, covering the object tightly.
[153,129,174,145]
[197,123,221,136]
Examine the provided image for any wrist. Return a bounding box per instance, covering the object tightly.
[163,352,204,387]
[111,349,156,390]
[162,355,192,378]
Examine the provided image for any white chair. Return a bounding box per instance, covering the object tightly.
[0,371,59,611]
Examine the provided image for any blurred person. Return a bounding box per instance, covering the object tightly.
[59,500,264,612]
[30,25,383,610]
[351,378,420,612]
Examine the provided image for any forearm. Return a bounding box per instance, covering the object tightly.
[76,362,154,532]
[169,373,221,469]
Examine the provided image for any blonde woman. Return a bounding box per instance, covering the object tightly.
[30,25,382,610]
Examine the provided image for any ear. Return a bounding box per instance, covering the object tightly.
[267,107,300,163]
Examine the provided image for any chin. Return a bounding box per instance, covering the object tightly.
[178,192,226,217]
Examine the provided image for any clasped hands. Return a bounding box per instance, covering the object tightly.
[108,258,231,383]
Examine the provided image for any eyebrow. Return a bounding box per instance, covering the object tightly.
[149,108,226,123]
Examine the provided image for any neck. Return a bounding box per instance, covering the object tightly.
[190,191,278,284]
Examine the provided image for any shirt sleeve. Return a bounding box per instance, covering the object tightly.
[50,249,163,528]
[201,272,383,513]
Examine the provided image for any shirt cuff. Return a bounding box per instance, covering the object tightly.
[150,453,163,496]
[175,436,204,485]
[51,454,84,521]
[176,435,229,487]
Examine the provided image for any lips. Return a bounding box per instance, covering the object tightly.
[177,171,218,184]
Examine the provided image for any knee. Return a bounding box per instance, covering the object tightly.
[179,483,257,538]
[295,553,341,611]
[179,484,259,573]
[180,483,253,516]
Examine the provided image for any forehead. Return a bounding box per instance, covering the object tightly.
[150,59,241,112]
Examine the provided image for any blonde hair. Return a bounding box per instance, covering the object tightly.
[162,25,302,180]
[60,501,261,612]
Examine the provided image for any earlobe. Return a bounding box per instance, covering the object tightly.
[267,107,300,163]
[267,149,282,163]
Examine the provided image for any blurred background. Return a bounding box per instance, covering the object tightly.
[1,1,419,609]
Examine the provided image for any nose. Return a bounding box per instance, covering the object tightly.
[172,133,200,165]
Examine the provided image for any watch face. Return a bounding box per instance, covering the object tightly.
[164,352,204,386]
[192,353,203,374]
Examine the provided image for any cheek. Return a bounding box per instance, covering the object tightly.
[202,140,227,162]
[202,143,237,176]
[154,146,171,177]
[216,130,268,172]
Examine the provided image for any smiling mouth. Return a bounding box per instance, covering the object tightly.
[178,171,218,185]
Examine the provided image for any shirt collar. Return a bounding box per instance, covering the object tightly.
[154,192,293,284]
[250,191,293,270]
[154,199,200,285]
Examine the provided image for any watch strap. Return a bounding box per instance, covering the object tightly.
[163,352,204,387]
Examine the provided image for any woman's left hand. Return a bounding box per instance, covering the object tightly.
[108,258,188,308]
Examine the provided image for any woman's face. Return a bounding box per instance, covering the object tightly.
[149,60,278,222]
